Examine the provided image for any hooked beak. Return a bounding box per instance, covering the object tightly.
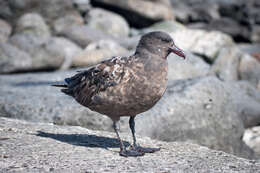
[169,45,186,59]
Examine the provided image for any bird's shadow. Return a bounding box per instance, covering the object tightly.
[36,131,130,150]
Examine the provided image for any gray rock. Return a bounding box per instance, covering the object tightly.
[44,37,83,70]
[91,0,174,28]
[251,25,260,43]
[0,72,259,159]
[72,0,91,13]
[141,20,186,34]
[238,43,260,55]
[210,46,242,81]
[232,81,260,128]
[85,8,130,38]
[53,13,84,34]
[9,33,62,70]
[0,117,260,173]
[60,25,114,48]
[2,0,77,26]
[205,18,251,42]
[243,126,260,157]
[0,42,32,73]
[239,54,260,88]
[72,39,129,67]
[117,36,140,50]
[168,52,210,80]
[15,13,50,38]
[130,76,258,159]
[0,19,12,42]
[171,0,220,23]
[9,34,82,71]
[0,70,111,131]
[171,29,234,62]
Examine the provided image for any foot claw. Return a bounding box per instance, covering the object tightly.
[131,145,160,153]
[119,149,145,157]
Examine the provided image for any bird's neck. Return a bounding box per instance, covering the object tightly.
[134,50,168,75]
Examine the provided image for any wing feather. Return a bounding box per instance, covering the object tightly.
[62,56,131,106]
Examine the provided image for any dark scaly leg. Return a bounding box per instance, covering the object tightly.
[112,121,144,157]
[129,116,160,153]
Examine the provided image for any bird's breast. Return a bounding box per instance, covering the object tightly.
[89,58,168,117]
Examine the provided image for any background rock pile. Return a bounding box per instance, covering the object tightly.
[0,0,260,169]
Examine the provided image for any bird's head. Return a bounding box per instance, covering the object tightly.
[135,31,185,59]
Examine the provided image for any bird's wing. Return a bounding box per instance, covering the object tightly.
[62,56,131,106]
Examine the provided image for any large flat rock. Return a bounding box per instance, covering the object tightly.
[1,70,260,159]
[0,117,259,173]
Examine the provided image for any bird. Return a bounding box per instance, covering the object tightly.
[52,31,185,157]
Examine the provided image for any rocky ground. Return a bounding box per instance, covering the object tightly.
[0,0,260,171]
[1,117,260,173]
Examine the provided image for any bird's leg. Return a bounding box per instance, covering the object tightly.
[129,116,160,153]
[112,121,144,157]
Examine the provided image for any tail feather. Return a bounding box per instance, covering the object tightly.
[51,81,68,88]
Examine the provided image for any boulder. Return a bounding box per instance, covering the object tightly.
[0,72,259,159]
[91,0,174,28]
[229,81,260,128]
[15,13,50,38]
[239,54,260,88]
[205,18,251,42]
[130,76,259,159]
[44,37,83,70]
[9,34,82,71]
[168,52,210,80]
[171,0,220,24]
[171,29,234,62]
[0,19,12,42]
[238,43,260,56]
[141,20,186,34]
[0,117,260,172]
[210,46,242,81]
[85,8,130,38]
[0,0,78,26]
[53,13,84,34]
[243,126,260,157]
[60,25,114,48]
[0,42,32,73]
[72,39,129,67]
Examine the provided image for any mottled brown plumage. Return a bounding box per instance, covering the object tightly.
[53,31,185,157]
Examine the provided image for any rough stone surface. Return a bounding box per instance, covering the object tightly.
[141,20,186,34]
[85,8,130,38]
[91,0,174,28]
[60,25,114,48]
[210,46,242,81]
[0,19,12,42]
[0,72,259,159]
[44,37,83,70]
[238,43,260,56]
[129,76,259,159]
[9,33,71,70]
[0,117,260,173]
[168,52,210,80]
[73,39,129,67]
[229,81,260,128]
[15,13,51,38]
[170,0,260,43]
[243,126,260,157]
[239,54,260,88]
[53,13,84,34]
[171,29,234,62]
[0,42,32,73]
[0,0,77,26]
